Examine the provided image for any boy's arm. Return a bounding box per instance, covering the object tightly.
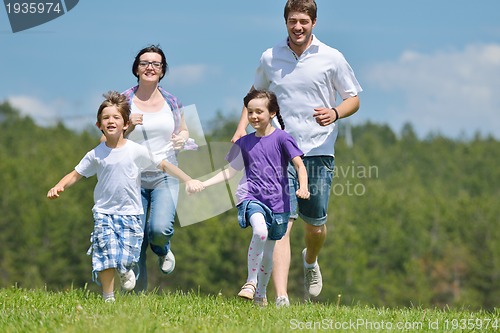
[291,156,310,200]
[202,166,238,188]
[158,161,205,193]
[159,160,192,182]
[47,170,83,199]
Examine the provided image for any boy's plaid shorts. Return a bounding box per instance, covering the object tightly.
[87,212,143,279]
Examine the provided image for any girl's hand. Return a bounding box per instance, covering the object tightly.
[171,133,187,150]
[185,179,204,194]
[296,188,310,200]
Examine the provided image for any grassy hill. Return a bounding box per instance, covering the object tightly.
[0,287,498,333]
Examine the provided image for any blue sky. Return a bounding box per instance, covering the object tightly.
[1,0,499,140]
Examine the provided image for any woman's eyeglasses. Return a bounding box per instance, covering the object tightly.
[138,61,162,69]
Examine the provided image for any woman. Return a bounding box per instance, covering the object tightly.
[123,45,195,292]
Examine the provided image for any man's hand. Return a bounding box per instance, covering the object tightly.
[313,107,337,126]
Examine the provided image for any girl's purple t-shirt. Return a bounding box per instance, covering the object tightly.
[226,129,303,213]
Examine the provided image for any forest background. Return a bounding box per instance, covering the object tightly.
[0,102,498,310]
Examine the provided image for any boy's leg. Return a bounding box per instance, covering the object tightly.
[91,212,117,301]
[134,236,149,292]
[116,215,143,291]
[99,268,116,301]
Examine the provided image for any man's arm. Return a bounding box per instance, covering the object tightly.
[313,95,360,127]
[230,86,255,143]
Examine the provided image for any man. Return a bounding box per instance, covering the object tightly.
[231,0,362,307]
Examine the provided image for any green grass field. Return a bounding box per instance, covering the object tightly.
[0,287,498,332]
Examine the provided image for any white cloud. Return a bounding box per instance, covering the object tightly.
[8,95,62,127]
[7,95,96,130]
[365,43,500,139]
[168,64,213,86]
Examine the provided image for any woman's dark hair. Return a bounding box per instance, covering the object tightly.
[132,44,168,82]
[243,90,285,130]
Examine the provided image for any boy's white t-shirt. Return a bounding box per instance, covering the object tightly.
[75,140,160,215]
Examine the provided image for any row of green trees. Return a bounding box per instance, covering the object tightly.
[0,103,498,309]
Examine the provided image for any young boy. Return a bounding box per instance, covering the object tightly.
[47,91,203,302]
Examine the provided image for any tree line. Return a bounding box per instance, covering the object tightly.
[0,103,498,310]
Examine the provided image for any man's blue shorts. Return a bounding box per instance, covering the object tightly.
[288,156,335,226]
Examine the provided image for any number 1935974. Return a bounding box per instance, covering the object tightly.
[5,2,62,14]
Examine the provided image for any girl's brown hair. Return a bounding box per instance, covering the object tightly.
[243,89,285,130]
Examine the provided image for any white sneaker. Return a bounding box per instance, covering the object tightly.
[303,248,322,297]
[276,296,290,308]
[159,250,176,274]
[119,269,136,291]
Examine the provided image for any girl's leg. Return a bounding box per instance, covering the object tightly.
[255,239,276,299]
[246,213,268,284]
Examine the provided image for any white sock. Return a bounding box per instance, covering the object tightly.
[303,249,317,268]
[103,291,114,301]
[246,213,268,285]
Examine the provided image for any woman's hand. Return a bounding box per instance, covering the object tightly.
[130,113,143,126]
[171,133,187,150]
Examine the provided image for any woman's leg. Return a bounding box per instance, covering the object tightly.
[134,187,151,292]
[148,175,178,255]
[148,175,179,274]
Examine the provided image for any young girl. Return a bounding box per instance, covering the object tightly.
[190,90,309,307]
[47,91,203,302]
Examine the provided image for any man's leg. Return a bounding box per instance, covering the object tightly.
[272,219,294,298]
[303,222,326,298]
[300,156,334,298]
[304,223,326,264]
